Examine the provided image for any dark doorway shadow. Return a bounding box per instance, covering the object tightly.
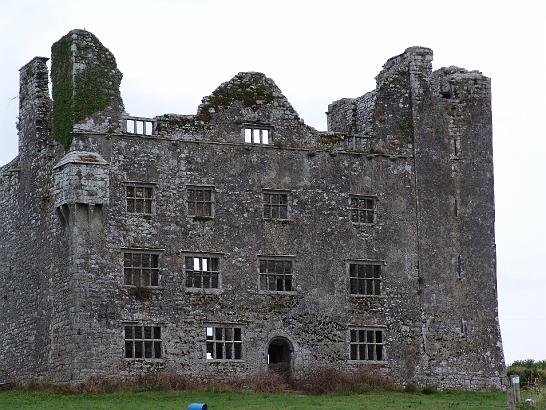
[268,337,292,381]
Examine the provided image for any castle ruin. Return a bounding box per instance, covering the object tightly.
[0,30,505,389]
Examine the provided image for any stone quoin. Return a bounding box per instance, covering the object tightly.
[0,30,505,389]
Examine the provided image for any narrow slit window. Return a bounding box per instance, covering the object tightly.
[457,255,464,278]
[136,121,144,135]
[244,128,252,143]
[460,319,468,338]
[452,137,461,157]
[145,121,153,136]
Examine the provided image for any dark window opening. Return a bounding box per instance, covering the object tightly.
[259,258,293,292]
[349,195,376,224]
[349,263,381,296]
[185,256,220,289]
[187,186,214,217]
[124,325,162,359]
[126,184,154,214]
[263,191,289,220]
[123,252,160,287]
[349,328,384,361]
[206,325,242,360]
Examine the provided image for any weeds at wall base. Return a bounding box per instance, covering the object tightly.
[5,367,480,397]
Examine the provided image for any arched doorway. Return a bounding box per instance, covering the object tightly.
[267,337,292,379]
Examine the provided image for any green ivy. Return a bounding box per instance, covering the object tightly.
[51,32,118,149]
[51,37,74,148]
[399,112,413,142]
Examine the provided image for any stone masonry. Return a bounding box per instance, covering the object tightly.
[0,30,505,389]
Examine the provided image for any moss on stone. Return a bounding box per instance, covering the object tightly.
[156,115,205,133]
[51,37,74,148]
[78,154,98,162]
[399,112,413,143]
[72,35,118,124]
[51,31,119,149]
[319,133,344,145]
[197,74,276,121]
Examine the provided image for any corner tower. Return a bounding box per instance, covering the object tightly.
[51,29,125,148]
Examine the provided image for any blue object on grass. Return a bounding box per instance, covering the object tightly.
[187,403,208,410]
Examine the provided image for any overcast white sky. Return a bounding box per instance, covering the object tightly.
[1,0,544,365]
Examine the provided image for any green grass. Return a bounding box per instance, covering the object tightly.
[0,390,506,410]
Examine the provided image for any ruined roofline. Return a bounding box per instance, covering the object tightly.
[19,56,49,72]
[13,29,490,156]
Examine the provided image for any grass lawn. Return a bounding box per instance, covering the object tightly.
[0,390,507,409]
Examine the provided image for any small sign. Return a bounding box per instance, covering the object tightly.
[511,375,520,384]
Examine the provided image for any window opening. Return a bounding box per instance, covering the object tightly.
[185,256,220,289]
[350,328,384,361]
[187,186,214,217]
[457,255,464,278]
[243,127,271,145]
[460,319,468,338]
[125,117,155,136]
[259,258,293,292]
[206,325,242,360]
[452,137,461,157]
[263,190,288,219]
[124,325,162,359]
[349,195,376,224]
[349,262,381,295]
[126,184,154,214]
[123,252,160,287]
[346,135,371,150]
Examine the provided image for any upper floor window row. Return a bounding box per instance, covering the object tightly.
[125,184,376,225]
[122,252,383,298]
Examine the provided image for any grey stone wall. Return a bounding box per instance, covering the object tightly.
[0,31,505,389]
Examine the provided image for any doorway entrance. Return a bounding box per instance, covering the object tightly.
[267,337,292,379]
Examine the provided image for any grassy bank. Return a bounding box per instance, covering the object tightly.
[0,389,506,410]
